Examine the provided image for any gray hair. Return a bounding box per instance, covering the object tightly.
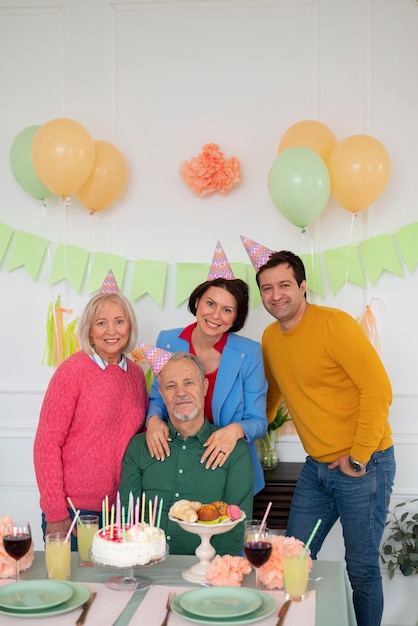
[77,292,138,355]
[159,352,205,382]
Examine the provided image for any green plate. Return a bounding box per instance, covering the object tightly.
[172,588,276,625]
[0,580,73,611]
[179,587,262,618]
[0,582,90,619]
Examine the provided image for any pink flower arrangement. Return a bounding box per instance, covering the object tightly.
[205,555,251,586]
[258,535,312,590]
[0,516,34,578]
[179,143,241,197]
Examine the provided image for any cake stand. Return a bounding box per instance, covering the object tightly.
[168,512,246,584]
[91,549,167,591]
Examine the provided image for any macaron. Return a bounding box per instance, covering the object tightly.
[227,504,241,521]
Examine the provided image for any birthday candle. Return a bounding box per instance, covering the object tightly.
[127,492,132,528]
[122,506,126,542]
[102,499,105,531]
[135,497,140,526]
[157,497,163,528]
[130,492,134,527]
[105,495,109,528]
[149,499,152,527]
[116,492,121,529]
[152,495,158,527]
[141,492,145,524]
[110,504,115,539]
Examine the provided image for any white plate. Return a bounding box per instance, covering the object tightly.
[0,582,90,619]
[0,580,73,611]
[179,587,262,618]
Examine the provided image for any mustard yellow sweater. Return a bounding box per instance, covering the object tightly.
[262,304,392,464]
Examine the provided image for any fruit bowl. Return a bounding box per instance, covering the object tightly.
[168,511,246,583]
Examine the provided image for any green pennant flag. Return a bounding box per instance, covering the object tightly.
[323,245,366,295]
[88,253,126,293]
[229,263,247,281]
[359,235,403,284]
[49,244,90,292]
[301,252,324,297]
[175,263,208,306]
[130,259,168,305]
[245,265,262,307]
[6,230,48,280]
[394,222,418,273]
[0,223,14,262]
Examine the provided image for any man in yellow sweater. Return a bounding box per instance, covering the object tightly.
[256,250,395,626]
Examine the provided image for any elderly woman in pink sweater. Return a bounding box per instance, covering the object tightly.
[34,290,148,550]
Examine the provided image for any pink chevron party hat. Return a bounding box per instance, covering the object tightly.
[100,269,120,293]
[138,342,173,376]
[240,235,275,272]
[207,241,235,280]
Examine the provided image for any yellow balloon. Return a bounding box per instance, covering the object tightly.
[75,141,128,213]
[32,118,95,197]
[328,135,391,213]
[278,120,337,162]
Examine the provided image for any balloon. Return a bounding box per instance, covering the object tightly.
[268,147,331,229]
[75,141,128,213]
[278,120,337,162]
[32,118,95,197]
[9,126,52,200]
[328,135,391,213]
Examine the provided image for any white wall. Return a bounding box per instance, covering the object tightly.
[0,1,417,623]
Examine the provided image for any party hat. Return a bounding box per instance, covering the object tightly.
[100,269,120,293]
[240,235,274,272]
[207,241,235,280]
[138,342,173,376]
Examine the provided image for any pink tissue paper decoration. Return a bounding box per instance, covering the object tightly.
[137,342,173,376]
[100,269,120,293]
[208,241,235,280]
[258,534,312,590]
[240,235,275,272]
[0,516,34,578]
[179,143,241,197]
[205,555,251,587]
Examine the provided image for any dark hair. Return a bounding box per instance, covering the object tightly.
[256,251,307,295]
[188,278,249,333]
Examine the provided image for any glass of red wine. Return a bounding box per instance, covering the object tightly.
[243,520,272,590]
[3,520,32,582]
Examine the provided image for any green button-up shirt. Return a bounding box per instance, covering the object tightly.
[119,419,254,555]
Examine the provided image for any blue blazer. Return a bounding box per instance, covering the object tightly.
[147,328,268,494]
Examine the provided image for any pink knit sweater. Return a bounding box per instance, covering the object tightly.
[34,351,148,522]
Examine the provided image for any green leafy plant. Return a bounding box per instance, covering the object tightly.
[381,499,418,579]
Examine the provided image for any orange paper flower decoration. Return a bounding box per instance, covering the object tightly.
[258,535,312,590]
[205,555,251,586]
[0,516,34,578]
[179,143,241,197]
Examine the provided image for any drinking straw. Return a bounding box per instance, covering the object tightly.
[67,497,84,527]
[300,518,322,558]
[260,501,272,532]
[65,509,80,543]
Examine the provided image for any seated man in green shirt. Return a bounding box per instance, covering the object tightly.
[119,351,254,555]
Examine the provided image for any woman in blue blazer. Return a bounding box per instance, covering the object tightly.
[145,276,268,494]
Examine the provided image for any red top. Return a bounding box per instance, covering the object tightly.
[179,323,228,422]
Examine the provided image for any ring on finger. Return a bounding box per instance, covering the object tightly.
[218,450,226,455]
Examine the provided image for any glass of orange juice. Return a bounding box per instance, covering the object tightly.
[282,550,310,601]
[77,515,99,566]
[45,532,71,580]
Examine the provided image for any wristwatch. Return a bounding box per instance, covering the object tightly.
[348,456,366,472]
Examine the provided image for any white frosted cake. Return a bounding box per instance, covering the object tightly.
[91,523,166,567]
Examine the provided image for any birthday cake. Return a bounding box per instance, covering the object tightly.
[91,523,166,568]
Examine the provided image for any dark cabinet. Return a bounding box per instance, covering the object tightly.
[253,462,303,530]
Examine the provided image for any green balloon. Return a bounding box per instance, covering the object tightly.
[268,146,330,229]
[9,125,52,200]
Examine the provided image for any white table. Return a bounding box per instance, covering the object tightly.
[19,552,356,625]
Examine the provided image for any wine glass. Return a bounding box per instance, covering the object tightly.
[3,520,32,582]
[243,520,272,590]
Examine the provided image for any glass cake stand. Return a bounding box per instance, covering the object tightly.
[168,512,246,584]
[91,548,167,591]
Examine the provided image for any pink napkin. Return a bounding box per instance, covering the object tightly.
[0,580,134,626]
[128,584,316,625]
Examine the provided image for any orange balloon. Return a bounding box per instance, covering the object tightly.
[328,135,391,213]
[32,119,95,197]
[278,120,337,162]
[75,141,128,213]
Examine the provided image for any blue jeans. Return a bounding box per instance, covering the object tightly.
[286,447,396,626]
[41,509,102,552]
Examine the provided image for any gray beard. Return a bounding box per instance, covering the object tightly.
[173,407,199,422]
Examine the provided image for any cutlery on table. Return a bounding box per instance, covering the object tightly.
[160,592,176,626]
[276,599,291,625]
[76,591,97,625]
